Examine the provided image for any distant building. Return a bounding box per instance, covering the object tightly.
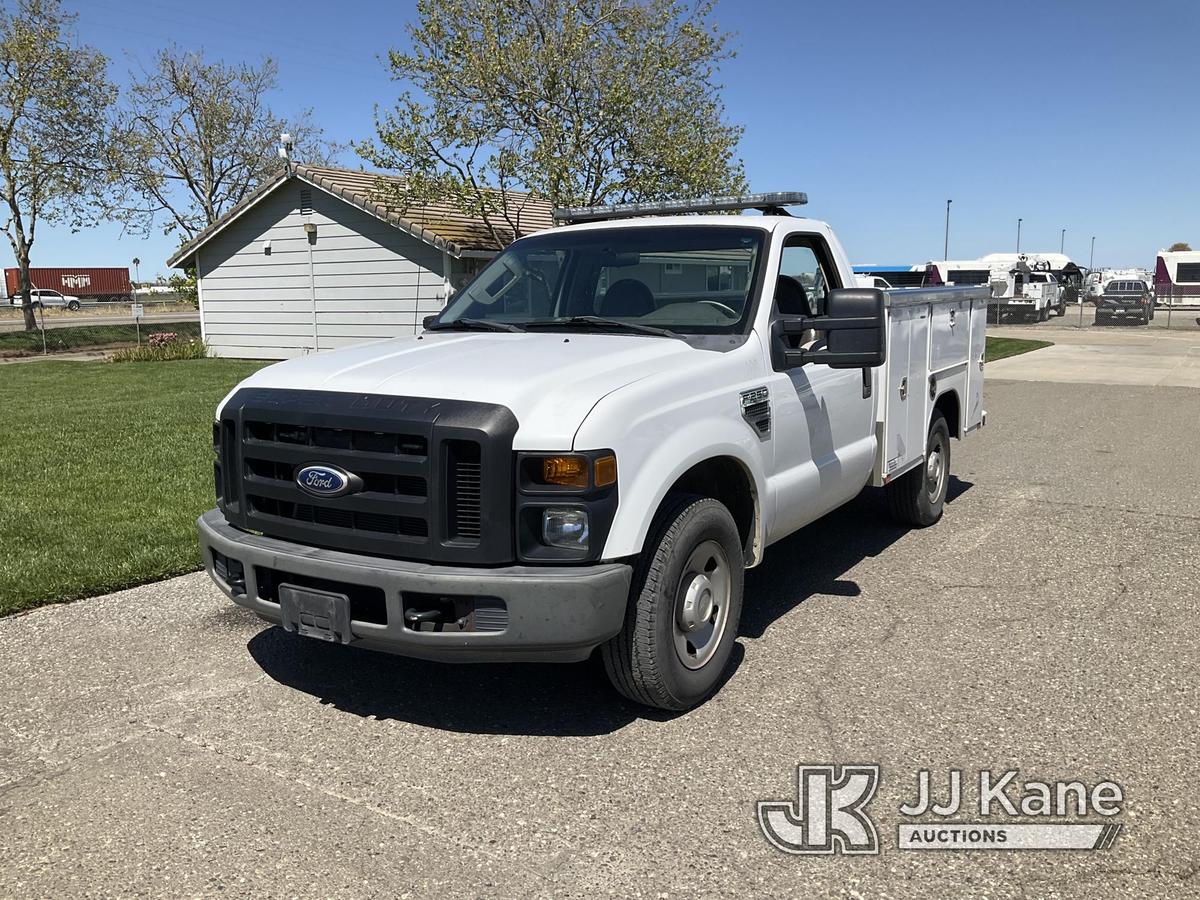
[168,165,553,359]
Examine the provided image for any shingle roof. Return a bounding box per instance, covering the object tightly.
[167,164,554,268]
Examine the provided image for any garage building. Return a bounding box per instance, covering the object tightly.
[168,165,553,359]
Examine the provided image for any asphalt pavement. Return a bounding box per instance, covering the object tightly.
[2,343,1198,897]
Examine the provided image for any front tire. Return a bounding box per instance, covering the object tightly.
[601,495,744,711]
[67,300,81,311]
[886,414,950,527]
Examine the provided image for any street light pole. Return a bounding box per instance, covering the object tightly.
[1016,218,1023,253]
[1060,229,1065,254]
[1089,236,1095,270]
[944,199,952,260]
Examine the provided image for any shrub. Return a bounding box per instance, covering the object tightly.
[111,336,208,362]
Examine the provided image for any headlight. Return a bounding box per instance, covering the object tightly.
[542,508,589,549]
[523,453,617,489]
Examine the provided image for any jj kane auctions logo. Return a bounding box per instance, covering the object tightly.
[758,765,1124,854]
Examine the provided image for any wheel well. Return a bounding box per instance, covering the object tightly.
[662,456,757,563]
[934,390,961,438]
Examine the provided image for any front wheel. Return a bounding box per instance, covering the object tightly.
[601,495,744,711]
[886,413,950,527]
[67,300,81,311]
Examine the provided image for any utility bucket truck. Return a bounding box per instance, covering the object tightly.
[200,192,989,710]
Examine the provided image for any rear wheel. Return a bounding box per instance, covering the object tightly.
[886,414,950,527]
[601,495,744,711]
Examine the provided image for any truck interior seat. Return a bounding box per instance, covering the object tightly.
[600,279,655,317]
[774,274,814,317]
[774,274,820,347]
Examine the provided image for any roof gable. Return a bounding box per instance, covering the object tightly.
[167,165,554,268]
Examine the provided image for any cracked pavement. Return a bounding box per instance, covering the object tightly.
[1,378,1198,897]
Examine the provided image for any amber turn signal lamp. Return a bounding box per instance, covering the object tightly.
[593,454,617,487]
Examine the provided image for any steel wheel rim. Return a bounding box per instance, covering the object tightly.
[926,432,947,503]
[672,539,731,670]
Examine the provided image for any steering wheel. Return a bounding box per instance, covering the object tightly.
[698,300,740,319]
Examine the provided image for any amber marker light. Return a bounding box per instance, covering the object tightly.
[594,454,617,487]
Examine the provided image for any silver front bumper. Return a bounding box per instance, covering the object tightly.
[198,510,633,663]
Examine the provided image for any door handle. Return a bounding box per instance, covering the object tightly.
[899,376,908,400]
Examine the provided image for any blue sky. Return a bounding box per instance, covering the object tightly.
[22,0,1200,277]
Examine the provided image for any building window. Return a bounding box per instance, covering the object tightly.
[664,261,683,276]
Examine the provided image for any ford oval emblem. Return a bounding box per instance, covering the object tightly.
[295,464,362,498]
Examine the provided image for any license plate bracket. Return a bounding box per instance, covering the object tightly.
[279,584,354,644]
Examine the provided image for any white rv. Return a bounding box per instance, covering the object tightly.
[1154,251,1200,306]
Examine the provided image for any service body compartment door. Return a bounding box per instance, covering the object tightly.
[930,298,972,438]
[930,299,970,374]
[965,297,987,431]
[881,304,914,480]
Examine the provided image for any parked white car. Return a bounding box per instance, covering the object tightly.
[199,192,989,710]
[9,288,82,311]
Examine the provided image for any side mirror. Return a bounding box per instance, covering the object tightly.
[772,288,886,370]
[422,314,439,330]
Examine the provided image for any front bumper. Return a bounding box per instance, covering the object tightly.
[198,509,632,663]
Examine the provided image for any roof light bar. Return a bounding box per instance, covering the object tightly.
[554,191,808,224]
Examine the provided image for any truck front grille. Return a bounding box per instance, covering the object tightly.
[215,388,518,565]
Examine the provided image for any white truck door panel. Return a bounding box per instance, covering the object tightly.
[769,364,874,540]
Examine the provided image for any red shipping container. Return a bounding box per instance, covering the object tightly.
[4,267,132,301]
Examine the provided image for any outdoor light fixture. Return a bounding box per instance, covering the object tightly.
[303,222,317,235]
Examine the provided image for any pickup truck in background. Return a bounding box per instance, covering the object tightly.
[200,192,988,710]
[1096,279,1155,325]
[989,262,1060,322]
[8,288,83,311]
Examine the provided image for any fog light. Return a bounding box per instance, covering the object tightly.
[542,508,589,550]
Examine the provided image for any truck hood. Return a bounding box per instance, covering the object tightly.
[226,331,702,448]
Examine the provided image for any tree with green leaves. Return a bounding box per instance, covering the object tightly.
[0,0,117,331]
[1167,242,1192,252]
[111,47,338,242]
[361,0,747,247]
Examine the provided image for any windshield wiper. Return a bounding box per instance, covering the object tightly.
[424,318,524,333]
[524,316,682,339]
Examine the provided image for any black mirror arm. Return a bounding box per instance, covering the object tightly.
[780,315,882,334]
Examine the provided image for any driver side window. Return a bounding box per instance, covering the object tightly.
[777,238,833,317]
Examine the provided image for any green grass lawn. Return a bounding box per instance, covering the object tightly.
[985,336,1051,362]
[0,321,202,355]
[0,358,266,615]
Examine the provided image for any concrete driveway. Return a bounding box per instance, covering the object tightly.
[2,380,1198,896]
[988,317,1200,387]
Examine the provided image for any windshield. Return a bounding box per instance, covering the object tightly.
[435,225,766,335]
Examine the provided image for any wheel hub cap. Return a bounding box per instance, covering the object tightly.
[672,540,731,670]
[678,574,715,632]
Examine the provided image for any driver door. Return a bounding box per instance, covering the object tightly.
[767,234,877,539]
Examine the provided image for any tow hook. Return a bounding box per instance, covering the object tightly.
[405,608,443,628]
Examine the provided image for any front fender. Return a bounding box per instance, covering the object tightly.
[594,418,769,566]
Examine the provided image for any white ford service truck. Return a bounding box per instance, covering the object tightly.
[200,192,988,711]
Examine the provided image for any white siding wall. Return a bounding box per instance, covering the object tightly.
[197,183,449,359]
